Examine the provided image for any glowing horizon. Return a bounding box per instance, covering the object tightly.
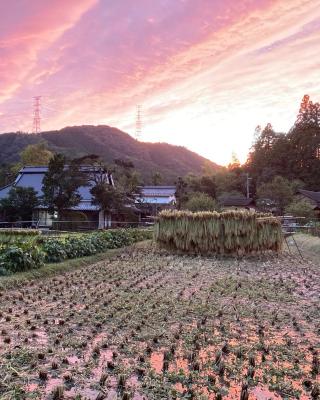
[1,0,320,165]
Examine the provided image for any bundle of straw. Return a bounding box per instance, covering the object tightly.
[154,210,283,255]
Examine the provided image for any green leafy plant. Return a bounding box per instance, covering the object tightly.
[0,242,44,272]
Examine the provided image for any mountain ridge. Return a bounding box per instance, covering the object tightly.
[0,125,221,183]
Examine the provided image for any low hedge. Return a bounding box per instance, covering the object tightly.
[0,228,152,274]
[0,229,40,236]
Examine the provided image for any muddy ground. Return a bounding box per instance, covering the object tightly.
[0,243,319,399]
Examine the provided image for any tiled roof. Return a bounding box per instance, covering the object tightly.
[141,186,176,197]
[299,189,320,205]
[138,186,176,204]
[14,171,94,200]
[20,167,48,173]
[0,166,113,205]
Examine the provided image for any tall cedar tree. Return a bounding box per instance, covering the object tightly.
[175,177,188,210]
[42,154,86,217]
[287,95,320,189]
[247,95,320,190]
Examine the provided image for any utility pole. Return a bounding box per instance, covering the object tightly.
[246,173,252,199]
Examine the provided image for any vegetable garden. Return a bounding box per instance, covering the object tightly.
[0,229,152,275]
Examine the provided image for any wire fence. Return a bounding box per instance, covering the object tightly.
[0,216,319,236]
[0,219,155,233]
[279,216,320,237]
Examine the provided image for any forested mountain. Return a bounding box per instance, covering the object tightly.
[0,125,220,183]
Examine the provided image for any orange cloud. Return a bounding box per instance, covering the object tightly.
[1,0,320,165]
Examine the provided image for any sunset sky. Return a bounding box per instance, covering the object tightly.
[1,0,320,165]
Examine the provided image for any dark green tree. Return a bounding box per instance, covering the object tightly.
[151,172,163,186]
[0,187,39,222]
[257,176,294,214]
[246,95,320,191]
[285,198,315,220]
[88,158,141,227]
[247,124,288,185]
[286,95,320,189]
[186,173,217,198]
[89,162,119,215]
[0,164,15,187]
[175,177,188,210]
[183,192,219,212]
[20,141,53,166]
[42,154,86,217]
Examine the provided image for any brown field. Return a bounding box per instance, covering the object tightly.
[0,242,319,400]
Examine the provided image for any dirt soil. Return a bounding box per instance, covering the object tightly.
[0,243,319,399]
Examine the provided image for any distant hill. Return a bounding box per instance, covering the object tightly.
[0,125,220,183]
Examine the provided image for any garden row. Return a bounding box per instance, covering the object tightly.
[0,228,152,274]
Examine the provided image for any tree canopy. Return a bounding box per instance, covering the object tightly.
[285,198,315,220]
[247,95,320,190]
[42,154,86,217]
[20,141,53,166]
[256,176,294,214]
[87,157,141,216]
[0,187,39,222]
[183,192,219,212]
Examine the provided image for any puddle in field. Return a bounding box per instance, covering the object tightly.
[74,303,86,311]
[44,377,64,394]
[251,385,281,400]
[92,347,114,378]
[65,387,101,399]
[25,382,38,392]
[150,351,164,374]
[84,331,107,362]
[67,355,80,365]
[31,329,48,346]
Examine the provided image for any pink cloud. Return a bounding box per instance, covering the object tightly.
[0,0,320,165]
[0,0,97,101]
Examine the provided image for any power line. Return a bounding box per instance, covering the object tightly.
[32,96,41,134]
[135,104,142,140]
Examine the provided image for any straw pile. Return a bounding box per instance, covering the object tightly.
[154,210,283,255]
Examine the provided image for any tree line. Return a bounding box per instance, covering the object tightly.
[175,95,320,217]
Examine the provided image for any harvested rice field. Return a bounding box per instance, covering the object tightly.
[0,243,319,400]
